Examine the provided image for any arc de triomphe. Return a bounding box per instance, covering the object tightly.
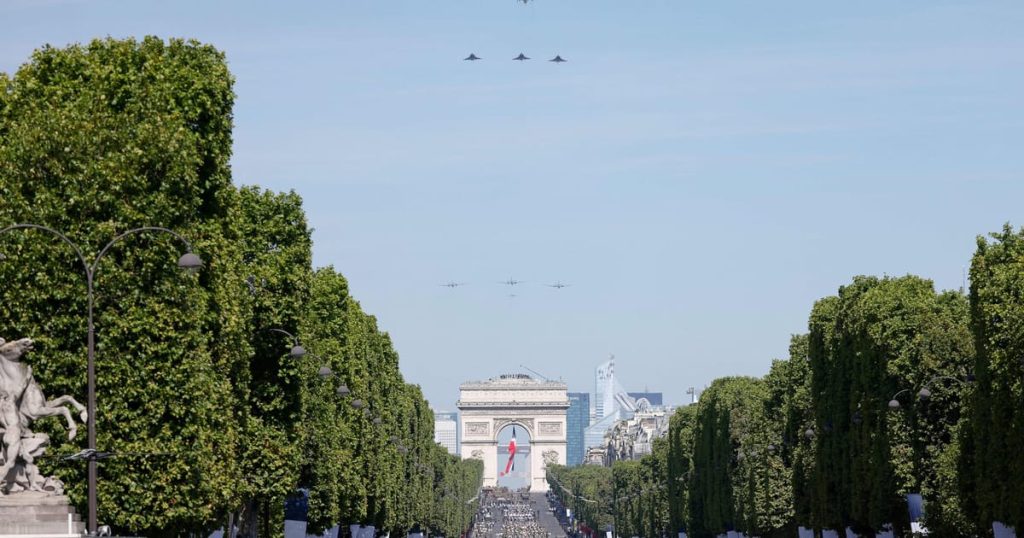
[457,374,568,492]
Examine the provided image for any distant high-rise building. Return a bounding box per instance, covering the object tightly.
[627,392,663,407]
[434,411,458,455]
[594,357,615,419]
[566,393,590,466]
[585,355,639,451]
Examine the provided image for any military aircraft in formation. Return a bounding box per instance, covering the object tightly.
[547,281,570,289]
[500,278,524,286]
[463,53,566,62]
[440,281,466,288]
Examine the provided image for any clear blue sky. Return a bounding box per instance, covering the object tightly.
[3,1,1022,410]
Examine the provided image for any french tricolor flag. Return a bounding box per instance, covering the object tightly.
[501,427,517,476]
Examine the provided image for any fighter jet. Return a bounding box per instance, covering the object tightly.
[547,281,570,289]
[440,281,466,288]
[549,55,567,63]
[464,53,481,61]
[500,278,524,286]
[513,53,530,61]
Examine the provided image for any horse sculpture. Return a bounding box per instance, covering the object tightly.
[0,337,86,494]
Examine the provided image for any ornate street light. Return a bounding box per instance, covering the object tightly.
[351,399,365,409]
[318,366,334,378]
[265,328,306,358]
[804,428,815,440]
[336,384,351,397]
[0,223,201,536]
[889,375,972,410]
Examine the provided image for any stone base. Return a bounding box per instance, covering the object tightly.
[0,492,84,536]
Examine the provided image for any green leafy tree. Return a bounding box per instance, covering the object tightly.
[667,404,698,535]
[686,376,768,538]
[0,37,244,535]
[807,276,973,536]
[960,224,1024,533]
[233,185,313,537]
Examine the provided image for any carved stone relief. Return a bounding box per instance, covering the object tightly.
[465,422,489,436]
[538,422,562,435]
[493,418,534,435]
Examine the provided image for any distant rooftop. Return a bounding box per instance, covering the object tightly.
[460,374,568,390]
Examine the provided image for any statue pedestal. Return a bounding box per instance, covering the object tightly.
[0,492,84,537]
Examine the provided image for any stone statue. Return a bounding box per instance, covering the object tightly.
[542,450,558,467]
[0,337,87,495]
[471,449,484,460]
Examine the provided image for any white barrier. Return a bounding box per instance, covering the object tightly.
[822,530,840,538]
[993,522,1017,538]
[798,526,814,538]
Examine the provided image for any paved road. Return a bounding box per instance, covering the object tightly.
[470,492,566,538]
[530,493,567,538]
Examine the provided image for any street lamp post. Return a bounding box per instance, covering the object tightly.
[888,375,973,410]
[0,223,202,536]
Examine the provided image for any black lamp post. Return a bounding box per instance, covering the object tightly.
[264,327,306,359]
[888,374,973,410]
[0,223,201,536]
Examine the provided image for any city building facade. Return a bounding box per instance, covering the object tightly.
[433,410,458,455]
[626,391,663,407]
[566,392,590,466]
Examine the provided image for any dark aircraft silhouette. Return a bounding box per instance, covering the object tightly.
[547,281,570,289]
[513,53,530,61]
[440,282,466,288]
[549,55,567,63]
[501,278,524,286]
[464,53,481,61]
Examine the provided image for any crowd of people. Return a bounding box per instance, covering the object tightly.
[469,488,557,538]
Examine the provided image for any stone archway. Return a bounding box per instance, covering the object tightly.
[495,422,531,489]
[457,374,568,492]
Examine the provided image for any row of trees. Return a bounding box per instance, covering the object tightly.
[549,227,1023,537]
[0,37,481,536]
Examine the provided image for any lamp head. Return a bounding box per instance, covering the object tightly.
[373,417,382,425]
[177,252,203,272]
[318,366,334,378]
[336,384,351,397]
[290,345,307,359]
[917,387,932,401]
[351,399,364,409]
[804,428,815,440]
[888,399,901,410]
